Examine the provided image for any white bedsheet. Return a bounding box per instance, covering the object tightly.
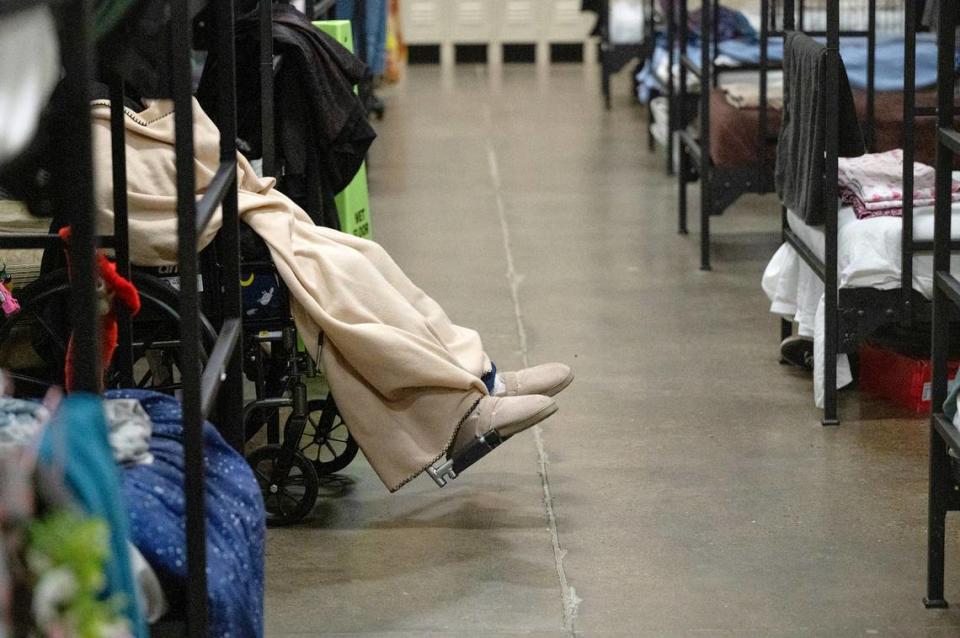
[762,193,960,407]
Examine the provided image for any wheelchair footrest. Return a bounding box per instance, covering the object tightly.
[426,429,504,487]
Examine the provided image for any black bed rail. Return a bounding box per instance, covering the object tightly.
[58,0,101,391]
[677,0,796,270]
[109,80,135,388]
[925,0,960,610]
[643,0,678,175]
[680,0,883,272]
[260,0,275,177]
[170,0,243,633]
[821,0,841,425]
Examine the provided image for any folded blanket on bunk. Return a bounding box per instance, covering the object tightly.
[775,31,865,226]
[838,149,960,219]
[636,33,940,104]
[113,389,265,638]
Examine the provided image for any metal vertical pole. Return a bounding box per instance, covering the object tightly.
[699,0,711,270]
[260,0,275,177]
[110,79,134,387]
[170,0,208,633]
[666,0,676,175]
[214,0,244,453]
[710,0,719,88]
[759,0,770,190]
[925,0,957,608]
[677,0,689,235]
[901,0,916,316]
[822,0,839,425]
[59,0,101,393]
[780,0,796,352]
[865,0,876,150]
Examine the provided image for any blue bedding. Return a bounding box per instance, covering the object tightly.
[637,33,939,102]
[111,389,266,638]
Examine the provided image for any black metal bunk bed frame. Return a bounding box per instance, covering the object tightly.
[642,0,680,175]
[600,0,653,109]
[926,0,960,610]
[0,0,245,634]
[169,0,244,633]
[778,0,930,426]
[676,0,879,272]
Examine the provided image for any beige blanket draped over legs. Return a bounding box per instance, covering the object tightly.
[91,98,490,491]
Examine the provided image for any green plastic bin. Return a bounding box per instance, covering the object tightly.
[313,19,373,240]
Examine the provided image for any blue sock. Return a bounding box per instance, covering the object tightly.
[481,362,497,394]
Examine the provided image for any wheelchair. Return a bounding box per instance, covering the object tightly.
[0,223,357,526]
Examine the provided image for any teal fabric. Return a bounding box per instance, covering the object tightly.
[38,393,147,638]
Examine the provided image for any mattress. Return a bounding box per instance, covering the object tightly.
[762,189,960,407]
[710,87,940,170]
[784,203,960,297]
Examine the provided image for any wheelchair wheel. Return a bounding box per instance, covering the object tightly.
[247,444,319,526]
[287,397,359,475]
[0,269,215,396]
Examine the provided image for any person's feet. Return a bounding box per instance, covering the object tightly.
[494,363,574,398]
[449,394,557,458]
[780,336,814,371]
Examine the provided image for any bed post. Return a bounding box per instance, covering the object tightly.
[864,0,876,150]
[778,1,795,348]
[646,0,656,151]
[759,0,769,192]
[901,0,916,319]
[666,0,676,176]
[601,0,612,109]
[924,0,958,609]
[698,0,712,270]
[678,0,690,235]
[260,0,275,177]
[109,80,134,387]
[59,0,101,393]
[821,0,839,426]
[170,0,210,631]
[214,0,244,454]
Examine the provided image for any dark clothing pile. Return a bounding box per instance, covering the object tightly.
[197,3,375,230]
[775,31,865,226]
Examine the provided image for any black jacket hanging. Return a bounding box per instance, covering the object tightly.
[197,3,375,229]
[775,31,865,226]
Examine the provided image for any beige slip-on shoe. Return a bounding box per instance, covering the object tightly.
[494,362,574,398]
[427,395,559,487]
[451,394,558,456]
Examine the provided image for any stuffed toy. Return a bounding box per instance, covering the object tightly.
[59,227,141,391]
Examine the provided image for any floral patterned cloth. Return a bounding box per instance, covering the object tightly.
[838,149,960,219]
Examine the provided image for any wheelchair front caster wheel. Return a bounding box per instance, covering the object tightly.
[247,445,319,526]
[289,397,360,475]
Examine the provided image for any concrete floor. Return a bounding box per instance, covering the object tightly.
[263,64,960,637]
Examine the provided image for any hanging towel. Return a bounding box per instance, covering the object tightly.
[90,99,489,492]
[775,31,865,225]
